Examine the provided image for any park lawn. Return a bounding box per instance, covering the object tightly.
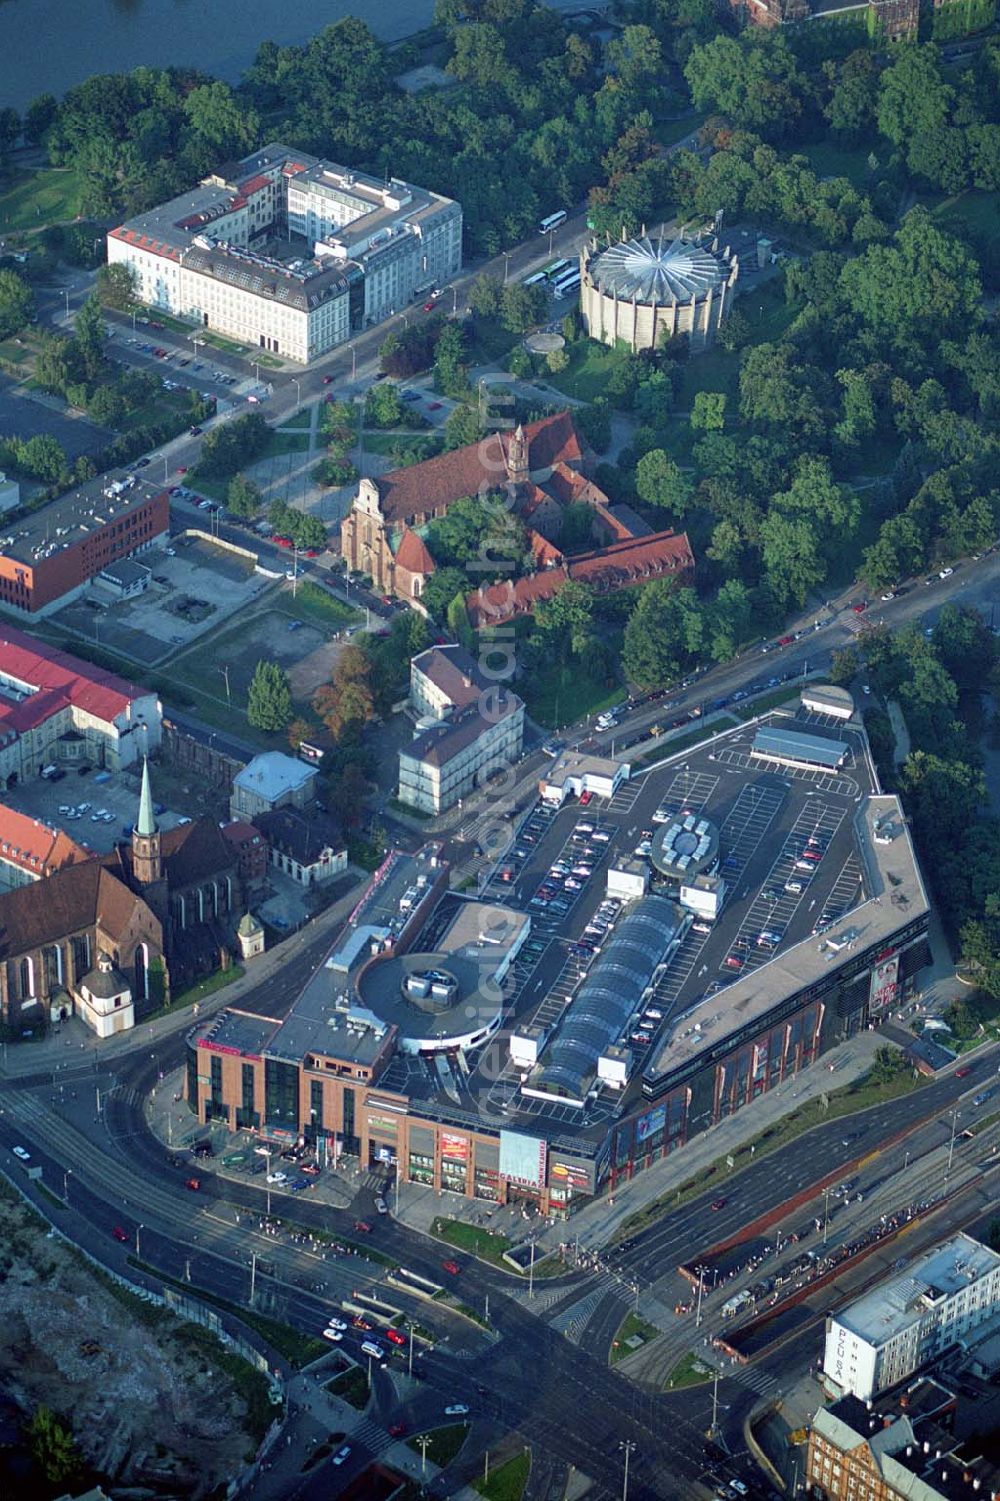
[654,112,705,149]
[930,187,1000,241]
[610,1311,660,1364]
[546,339,633,403]
[281,581,360,629]
[804,140,874,189]
[280,410,312,430]
[0,166,86,233]
[632,715,738,767]
[118,383,196,436]
[676,342,740,408]
[408,1425,468,1468]
[431,1216,514,1269]
[741,278,798,345]
[733,686,803,720]
[364,431,444,464]
[263,429,311,457]
[516,642,623,729]
[665,1351,714,1390]
[473,1451,531,1501]
[467,314,521,366]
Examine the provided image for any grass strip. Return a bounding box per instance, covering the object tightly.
[665,1350,714,1390]
[610,1310,660,1364]
[472,1451,531,1500]
[407,1424,468,1467]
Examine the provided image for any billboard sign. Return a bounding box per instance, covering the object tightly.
[869,954,899,1014]
[549,1158,594,1192]
[500,1130,547,1188]
[440,1132,469,1163]
[635,1105,666,1144]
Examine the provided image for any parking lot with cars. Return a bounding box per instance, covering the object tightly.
[473,711,874,1120]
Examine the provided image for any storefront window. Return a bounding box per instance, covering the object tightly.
[408,1151,434,1185]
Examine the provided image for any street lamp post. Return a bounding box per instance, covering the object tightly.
[502,251,510,285]
[63,1170,71,1203]
[620,1439,636,1501]
[416,1434,430,1477]
[136,1224,144,1258]
[293,377,301,410]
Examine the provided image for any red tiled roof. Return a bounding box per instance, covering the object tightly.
[528,531,564,568]
[0,862,145,960]
[467,530,695,628]
[394,525,437,576]
[0,626,147,738]
[0,805,91,879]
[374,413,582,525]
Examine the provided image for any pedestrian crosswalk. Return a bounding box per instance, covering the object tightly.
[350,1417,392,1456]
[549,1272,628,1344]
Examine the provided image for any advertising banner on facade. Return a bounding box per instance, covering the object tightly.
[440,1132,469,1162]
[499,1129,547,1188]
[869,954,899,1013]
[549,1158,594,1192]
[635,1105,666,1143]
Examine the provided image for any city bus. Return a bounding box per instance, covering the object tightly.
[552,270,581,298]
[538,210,567,235]
[524,271,548,287]
[543,259,572,282]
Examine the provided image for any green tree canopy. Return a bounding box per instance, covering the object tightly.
[247,660,293,731]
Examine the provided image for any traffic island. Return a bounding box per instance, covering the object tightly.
[609,1311,661,1365]
[664,1351,714,1390]
[407,1423,469,1469]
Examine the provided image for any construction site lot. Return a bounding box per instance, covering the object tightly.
[52,535,267,666]
[160,591,355,734]
[0,1185,265,1498]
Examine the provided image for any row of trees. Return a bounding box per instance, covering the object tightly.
[845,610,1000,998]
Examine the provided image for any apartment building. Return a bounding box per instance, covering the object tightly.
[107,145,462,365]
[823,1234,1000,1402]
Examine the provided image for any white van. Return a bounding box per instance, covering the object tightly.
[361,1340,385,1361]
[40,764,59,780]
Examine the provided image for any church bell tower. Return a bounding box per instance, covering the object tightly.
[132,757,162,886]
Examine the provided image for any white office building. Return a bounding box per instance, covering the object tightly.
[107,145,462,365]
[823,1233,1000,1401]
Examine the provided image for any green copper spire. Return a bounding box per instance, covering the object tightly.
[137,756,156,838]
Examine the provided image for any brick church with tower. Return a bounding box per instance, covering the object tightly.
[0,760,241,1039]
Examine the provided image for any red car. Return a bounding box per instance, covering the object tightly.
[852,599,868,614]
[354,1220,372,1233]
[322,374,334,384]
[956,1066,972,1078]
[711,1198,727,1211]
[389,1421,407,1436]
[778,635,793,647]
[352,1315,373,1331]
[185,1177,201,1191]
[423,299,437,311]
[177,466,188,474]
[275,536,292,548]
[112,1225,129,1243]
[386,1329,406,1346]
[579,790,593,806]
[442,1260,460,1276]
[725,955,744,970]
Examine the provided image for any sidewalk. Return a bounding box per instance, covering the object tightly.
[534,1031,893,1254]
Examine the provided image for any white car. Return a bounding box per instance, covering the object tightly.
[332,1445,352,1466]
[12,1146,30,1161]
[327,1317,348,1331]
[265,1171,287,1184]
[729,1482,749,1498]
[322,1327,343,1342]
[445,1404,470,1416]
[939,566,954,579]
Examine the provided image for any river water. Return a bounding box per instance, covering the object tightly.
[0,0,437,112]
